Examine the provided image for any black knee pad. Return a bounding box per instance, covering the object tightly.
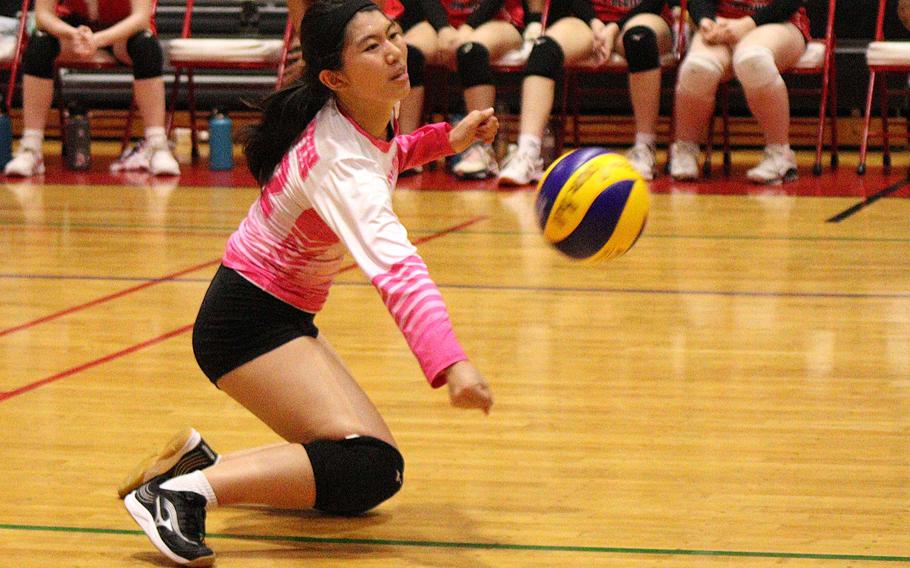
[22,31,60,79]
[622,26,660,73]
[126,30,164,79]
[456,42,493,88]
[524,36,564,81]
[304,436,404,515]
[406,45,425,88]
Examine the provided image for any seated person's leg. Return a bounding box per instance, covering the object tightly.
[669,34,731,180]
[115,31,180,176]
[452,21,521,179]
[5,32,60,176]
[616,14,673,180]
[733,23,805,183]
[498,17,592,186]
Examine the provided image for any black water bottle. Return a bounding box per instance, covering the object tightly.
[63,102,91,171]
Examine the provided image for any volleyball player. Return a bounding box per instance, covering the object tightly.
[669,0,809,183]
[498,0,673,185]
[4,0,179,177]
[121,1,495,564]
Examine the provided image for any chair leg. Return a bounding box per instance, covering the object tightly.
[166,67,182,135]
[857,70,877,175]
[813,62,831,176]
[829,62,839,169]
[704,110,715,179]
[721,84,731,176]
[879,72,891,174]
[187,69,199,161]
[121,98,136,153]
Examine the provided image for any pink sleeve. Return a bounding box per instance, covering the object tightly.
[371,255,468,388]
[395,122,454,174]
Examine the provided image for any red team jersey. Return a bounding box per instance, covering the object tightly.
[380,0,405,20]
[441,0,524,29]
[56,0,156,32]
[717,0,811,41]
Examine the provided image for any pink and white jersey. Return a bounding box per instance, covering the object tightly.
[223,100,466,387]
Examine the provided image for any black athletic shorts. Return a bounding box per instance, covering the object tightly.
[192,265,319,384]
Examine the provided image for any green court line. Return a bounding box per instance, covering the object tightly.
[3,219,910,244]
[1,523,908,562]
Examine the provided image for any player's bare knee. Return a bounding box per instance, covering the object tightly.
[303,436,404,515]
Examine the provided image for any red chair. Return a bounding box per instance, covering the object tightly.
[857,0,910,175]
[166,0,294,160]
[0,0,30,111]
[703,0,838,177]
[560,0,689,157]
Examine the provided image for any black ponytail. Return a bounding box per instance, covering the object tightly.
[243,0,380,185]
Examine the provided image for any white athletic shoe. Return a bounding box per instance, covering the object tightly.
[452,141,498,180]
[747,145,798,184]
[148,144,181,176]
[669,141,700,180]
[497,147,544,186]
[625,143,657,181]
[4,146,45,177]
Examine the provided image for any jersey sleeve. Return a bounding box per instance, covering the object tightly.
[298,157,468,386]
[395,122,454,174]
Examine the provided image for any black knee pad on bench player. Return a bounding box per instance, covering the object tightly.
[524,36,564,81]
[126,30,164,79]
[22,31,60,79]
[456,42,493,88]
[622,25,660,73]
[303,435,404,515]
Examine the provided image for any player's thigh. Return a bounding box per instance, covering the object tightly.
[544,16,594,63]
[614,13,673,58]
[404,20,438,59]
[735,22,805,72]
[467,20,522,59]
[217,335,396,447]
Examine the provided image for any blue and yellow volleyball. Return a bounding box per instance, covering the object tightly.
[534,147,650,262]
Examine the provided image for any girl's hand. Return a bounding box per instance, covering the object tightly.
[716,16,756,44]
[444,361,493,414]
[699,17,722,44]
[592,20,619,63]
[449,107,499,152]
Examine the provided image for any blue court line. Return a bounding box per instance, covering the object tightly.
[0,523,908,562]
[1,273,908,300]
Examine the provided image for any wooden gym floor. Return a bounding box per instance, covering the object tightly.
[0,142,909,567]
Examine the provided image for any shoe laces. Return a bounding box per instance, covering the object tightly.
[168,490,208,544]
[627,144,655,165]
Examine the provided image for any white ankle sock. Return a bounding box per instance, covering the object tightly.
[766,143,790,154]
[21,129,44,152]
[517,134,541,157]
[145,127,168,150]
[635,133,656,148]
[160,471,218,510]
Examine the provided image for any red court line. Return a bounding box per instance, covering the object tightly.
[0,324,193,402]
[0,259,220,338]
[0,216,488,402]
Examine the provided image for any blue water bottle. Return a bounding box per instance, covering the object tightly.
[0,97,12,168]
[208,109,233,171]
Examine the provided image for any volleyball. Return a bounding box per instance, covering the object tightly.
[534,147,650,262]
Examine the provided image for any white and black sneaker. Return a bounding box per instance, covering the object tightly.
[125,481,215,567]
[118,428,218,499]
